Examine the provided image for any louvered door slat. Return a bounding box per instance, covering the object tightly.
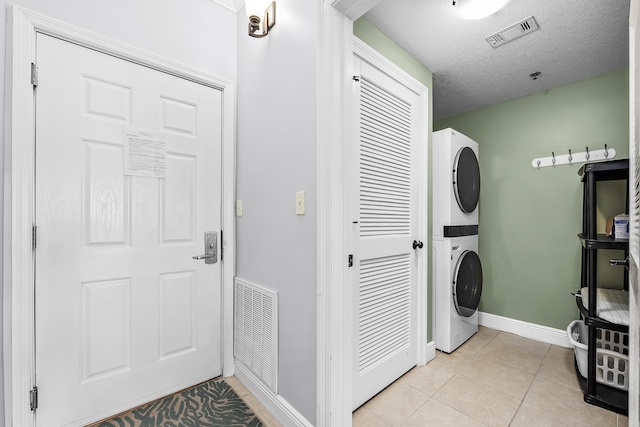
[361,119,411,147]
[361,164,411,184]
[362,85,411,120]
[361,150,411,172]
[359,77,412,238]
[358,252,411,375]
[361,130,413,157]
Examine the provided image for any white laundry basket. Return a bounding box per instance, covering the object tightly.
[567,320,629,391]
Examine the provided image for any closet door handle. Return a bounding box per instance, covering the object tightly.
[610,258,629,268]
[412,240,424,250]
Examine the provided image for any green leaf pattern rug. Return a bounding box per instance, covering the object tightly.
[97,378,263,427]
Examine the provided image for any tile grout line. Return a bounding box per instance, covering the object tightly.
[428,395,490,426]
[508,344,554,426]
[438,373,520,426]
[360,329,621,427]
[520,374,618,426]
[441,331,550,426]
[507,393,527,426]
[533,344,552,376]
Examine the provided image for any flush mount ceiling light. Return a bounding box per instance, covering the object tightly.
[452,0,509,19]
[246,0,276,38]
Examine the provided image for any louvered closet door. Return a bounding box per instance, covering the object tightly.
[352,58,420,409]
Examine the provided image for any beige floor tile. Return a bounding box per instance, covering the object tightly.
[353,407,391,427]
[402,398,486,427]
[242,393,283,427]
[399,363,455,396]
[536,345,581,390]
[510,402,584,427]
[475,332,550,374]
[364,382,429,426]
[457,359,535,400]
[524,377,617,427]
[456,325,500,355]
[230,328,625,427]
[427,348,474,373]
[618,414,629,427]
[224,375,251,397]
[433,375,521,426]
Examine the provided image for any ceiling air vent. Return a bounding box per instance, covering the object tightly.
[486,16,539,48]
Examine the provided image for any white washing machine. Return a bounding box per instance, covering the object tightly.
[433,234,483,353]
[433,128,480,240]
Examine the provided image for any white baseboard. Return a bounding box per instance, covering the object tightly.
[233,360,314,427]
[425,341,436,362]
[478,311,571,348]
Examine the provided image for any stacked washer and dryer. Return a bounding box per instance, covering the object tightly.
[433,128,483,353]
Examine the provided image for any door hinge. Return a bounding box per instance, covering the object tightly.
[32,225,37,250]
[220,230,224,261]
[348,254,353,267]
[31,63,38,87]
[30,386,38,411]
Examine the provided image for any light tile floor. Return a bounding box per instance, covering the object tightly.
[228,326,629,427]
[353,326,629,427]
[225,375,283,427]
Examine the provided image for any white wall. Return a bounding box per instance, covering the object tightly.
[236,0,318,423]
[1,0,237,422]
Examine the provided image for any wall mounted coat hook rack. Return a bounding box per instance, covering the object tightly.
[531,145,616,169]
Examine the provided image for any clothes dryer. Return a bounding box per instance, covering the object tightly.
[433,128,480,240]
[433,234,483,353]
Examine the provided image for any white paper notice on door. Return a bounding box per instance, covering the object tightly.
[124,128,166,178]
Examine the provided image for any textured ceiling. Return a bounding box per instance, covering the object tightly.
[364,0,630,121]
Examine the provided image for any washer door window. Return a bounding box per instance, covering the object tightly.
[452,250,483,318]
[453,147,480,214]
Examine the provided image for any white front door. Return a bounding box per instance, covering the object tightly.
[34,34,222,426]
[351,56,423,409]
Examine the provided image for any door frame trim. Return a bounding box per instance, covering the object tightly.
[315,0,429,417]
[316,2,353,425]
[4,6,236,426]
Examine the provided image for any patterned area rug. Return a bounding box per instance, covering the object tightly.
[96,378,263,427]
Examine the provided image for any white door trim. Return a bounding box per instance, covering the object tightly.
[4,6,236,426]
[316,0,429,417]
[316,2,353,425]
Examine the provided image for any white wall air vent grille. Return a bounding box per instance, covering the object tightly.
[234,278,278,393]
[486,16,539,48]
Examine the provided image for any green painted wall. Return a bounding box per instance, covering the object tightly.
[353,18,434,340]
[435,68,630,330]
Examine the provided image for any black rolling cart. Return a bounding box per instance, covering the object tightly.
[574,158,629,415]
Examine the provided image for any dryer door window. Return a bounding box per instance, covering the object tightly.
[453,147,480,214]
[452,250,483,318]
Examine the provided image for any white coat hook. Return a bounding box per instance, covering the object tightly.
[531,146,616,169]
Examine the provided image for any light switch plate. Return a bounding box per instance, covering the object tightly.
[236,199,243,217]
[296,191,305,215]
